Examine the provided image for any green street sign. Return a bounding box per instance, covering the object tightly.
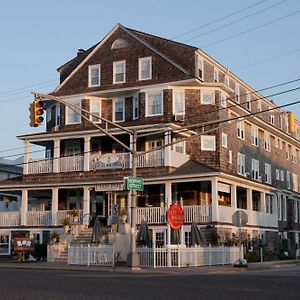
[127,177,144,191]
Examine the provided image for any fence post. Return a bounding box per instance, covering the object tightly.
[178,245,180,268]
[153,245,156,269]
[87,244,90,267]
[209,243,211,267]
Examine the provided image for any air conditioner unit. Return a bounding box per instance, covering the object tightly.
[52,126,59,132]
[175,114,185,122]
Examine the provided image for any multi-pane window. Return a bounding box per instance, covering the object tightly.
[251,159,259,180]
[224,75,229,86]
[133,95,139,120]
[246,93,251,110]
[287,171,291,189]
[88,64,101,87]
[281,170,284,181]
[220,93,227,107]
[292,147,297,163]
[251,125,259,146]
[237,121,245,140]
[294,200,300,223]
[221,132,228,148]
[146,91,163,116]
[285,144,289,160]
[201,135,216,151]
[279,115,283,130]
[201,91,215,105]
[66,100,81,124]
[113,99,125,122]
[257,100,262,112]
[284,115,289,133]
[213,68,219,82]
[173,90,185,115]
[281,195,287,221]
[269,108,275,125]
[266,194,273,214]
[90,99,101,123]
[293,173,299,192]
[172,138,185,154]
[55,104,61,127]
[138,57,152,80]
[197,56,204,79]
[228,150,232,164]
[235,84,240,103]
[264,132,270,151]
[276,169,280,180]
[113,60,126,84]
[237,152,246,176]
[265,163,272,184]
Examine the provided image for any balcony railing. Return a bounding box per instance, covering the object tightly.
[0,212,20,227]
[28,158,53,174]
[27,211,52,226]
[60,156,84,172]
[135,205,212,225]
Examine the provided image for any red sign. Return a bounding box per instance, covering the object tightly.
[13,238,35,253]
[167,204,184,230]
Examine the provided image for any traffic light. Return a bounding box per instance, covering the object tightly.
[29,100,44,127]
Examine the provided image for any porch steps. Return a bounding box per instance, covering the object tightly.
[70,227,94,245]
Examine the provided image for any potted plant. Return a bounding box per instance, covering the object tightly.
[61,217,71,233]
[68,209,80,224]
[50,231,60,243]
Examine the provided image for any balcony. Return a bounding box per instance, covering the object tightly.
[26,149,189,175]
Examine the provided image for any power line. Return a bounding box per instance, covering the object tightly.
[172,0,267,40]
[182,0,286,43]
[201,9,300,49]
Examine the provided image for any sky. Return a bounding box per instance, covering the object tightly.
[0,0,300,160]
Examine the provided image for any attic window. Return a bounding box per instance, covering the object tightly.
[111,39,128,50]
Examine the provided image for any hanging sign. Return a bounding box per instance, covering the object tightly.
[13,238,35,253]
[167,204,185,230]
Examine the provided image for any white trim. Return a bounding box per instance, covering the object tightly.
[201,90,215,105]
[138,56,152,81]
[88,64,101,87]
[113,98,125,122]
[65,99,81,125]
[221,132,228,148]
[113,60,126,84]
[132,94,139,120]
[200,135,216,151]
[89,98,102,123]
[172,90,185,115]
[145,91,163,117]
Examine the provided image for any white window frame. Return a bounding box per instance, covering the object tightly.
[251,125,259,147]
[246,93,251,110]
[201,135,216,151]
[266,194,273,214]
[46,108,51,123]
[213,67,219,82]
[264,132,270,151]
[220,93,227,108]
[224,75,229,86]
[293,173,299,192]
[146,91,163,117]
[55,104,61,127]
[276,169,280,180]
[251,159,260,180]
[269,108,275,125]
[173,90,185,115]
[132,95,139,120]
[287,171,291,189]
[228,150,232,164]
[90,99,102,123]
[281,170,284,181]
[237,121,245,140]
[113,98,125,122]
[265,163,272,184]
[237,152,246,176]
[257,100,262,112]
[197,56,204,80]
[201,91,215,105]
[88,64,101,87]
[113,60,126,84]
[235,84,240,103]
[221,132,228,148]
[66,100,81,125]
[138,57,152,81]
[285,144,289,160]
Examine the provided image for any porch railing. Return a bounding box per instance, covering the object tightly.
[27,211,52,226]
[59,155,84,172]
[28,159,53,174]
[136,207,166,225]
[137,245,241,268]
[0,212,20,227]
[135,205,211,225]
[137,150,164,168]
[68,245,114,267]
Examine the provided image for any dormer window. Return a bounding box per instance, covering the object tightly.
[113,61,126,84]
[139,57,152,80]
[88,65,101,87]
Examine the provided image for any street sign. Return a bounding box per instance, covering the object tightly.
[127,177,144,191]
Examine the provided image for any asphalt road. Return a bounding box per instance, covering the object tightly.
[0,265,299,300]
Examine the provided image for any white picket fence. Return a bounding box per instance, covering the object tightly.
[137,245,241,268]
[68,245,114,267]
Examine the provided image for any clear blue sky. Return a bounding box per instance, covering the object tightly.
[0,0,300,159]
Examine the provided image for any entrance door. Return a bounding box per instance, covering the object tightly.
[0,234,10,255]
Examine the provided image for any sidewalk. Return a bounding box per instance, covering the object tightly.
[0,259,298,275]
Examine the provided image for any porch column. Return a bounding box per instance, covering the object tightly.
[84,136,91,171]
[83,186,90,225]
[53,139,60,173]
[21,189,28,226]
[165,182,172,246]
[231,184,237,209]
[211,178,219,223]
[164,131,171,167]
[51,187,58,226]
[247,188,253,211]
[24,140,30,175]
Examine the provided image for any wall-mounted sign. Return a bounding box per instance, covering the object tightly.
[167,204,185,230]
[95,183,124,192]
[93,153,124,169]
[13,238,34,253]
